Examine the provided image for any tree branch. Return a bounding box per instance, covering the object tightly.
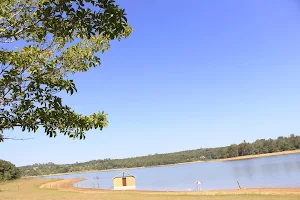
[7,4,27,22]
[0,19,42,40]
[2,136,34,141]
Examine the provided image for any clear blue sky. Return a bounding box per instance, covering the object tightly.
[2,0,300,166]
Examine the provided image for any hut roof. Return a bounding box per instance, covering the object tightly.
[113,172,135,179]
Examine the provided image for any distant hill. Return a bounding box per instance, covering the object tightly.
[19,134,300,176]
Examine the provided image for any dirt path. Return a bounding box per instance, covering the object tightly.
[39,178,300,195]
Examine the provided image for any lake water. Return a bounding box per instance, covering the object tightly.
[45,153,300,191]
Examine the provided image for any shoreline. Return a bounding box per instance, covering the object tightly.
[26,149,300,178]
[39,178,300,195]
[210,149,300,162]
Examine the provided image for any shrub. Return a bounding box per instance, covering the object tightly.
[0,160,21,181]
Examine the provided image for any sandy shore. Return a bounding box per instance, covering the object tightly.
[26,149,300,178]
[39,178,300,195]
[211,149,300,162]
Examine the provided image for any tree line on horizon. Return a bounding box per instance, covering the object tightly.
[18,134,300,176]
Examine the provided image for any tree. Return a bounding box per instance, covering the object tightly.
[227,144,239,157]
[0,0,133,141]
[0,160,21,181]
[238,140,254,156]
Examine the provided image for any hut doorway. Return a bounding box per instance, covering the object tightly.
[122,178,127,186]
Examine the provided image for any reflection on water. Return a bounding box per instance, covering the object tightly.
[46,153,300,191]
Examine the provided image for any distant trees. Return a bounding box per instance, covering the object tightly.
[0,160,20,181]
[238,140,254,156]
[19,134,300,176]
[227,144,239,158]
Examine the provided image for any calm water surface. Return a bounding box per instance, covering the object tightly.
[46,153,300,191]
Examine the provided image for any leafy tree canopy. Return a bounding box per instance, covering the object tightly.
[0,0,132,142]
[0,159,21,181]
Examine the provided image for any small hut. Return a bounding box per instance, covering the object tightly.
[113,172,136,190]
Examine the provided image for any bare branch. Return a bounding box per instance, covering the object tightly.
[3,137,34,141]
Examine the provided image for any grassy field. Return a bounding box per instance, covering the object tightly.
[0,179,300,200]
